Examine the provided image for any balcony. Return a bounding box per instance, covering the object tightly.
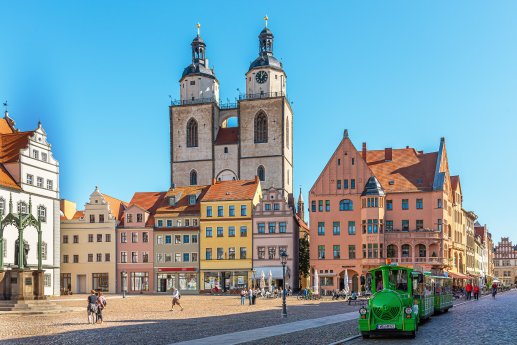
[238,91,288,102]
[384,229,442,241]
[170,97,216,106]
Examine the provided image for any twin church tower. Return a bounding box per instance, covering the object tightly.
[169,20,294,201]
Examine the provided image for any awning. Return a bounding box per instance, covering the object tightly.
[447,272,470,279]
[254,266,289,280]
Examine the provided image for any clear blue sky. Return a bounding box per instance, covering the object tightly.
[1,1,515,243]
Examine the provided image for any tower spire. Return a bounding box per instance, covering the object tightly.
[264,15,268,27]
[297,186,305,221]
[196,22,201,36]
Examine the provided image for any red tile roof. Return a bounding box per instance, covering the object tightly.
[0,131,33,163]
[72,211,85,220]
[156,185,209,215]
[129,191,167,226]
[202,179,260,202]
[0,164,20,190]
[0,118,15,134]
[214,128,239,145]
[366,148,438,193]
[450,175,460,191]
[103,194,128,221]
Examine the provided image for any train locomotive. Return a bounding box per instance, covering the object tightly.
[358,263,453,338]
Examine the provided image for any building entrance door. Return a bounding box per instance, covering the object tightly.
[77,275,86,294]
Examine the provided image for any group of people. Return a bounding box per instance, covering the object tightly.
[240,287,292,305]
[464,283,481,300]
[87,289,107,324]
[240,288,257,305]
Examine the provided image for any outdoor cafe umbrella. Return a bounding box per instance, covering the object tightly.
[343,269,350,295]
[268,270,273,292]
[314,270,319,295]
[260,270,266,289]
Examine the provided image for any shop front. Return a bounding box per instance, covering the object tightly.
[202,270,249,293]
[156,268,198,294]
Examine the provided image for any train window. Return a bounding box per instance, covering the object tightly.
[374,271,383,291]
[389,269,408,291]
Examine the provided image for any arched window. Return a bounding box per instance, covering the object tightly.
[38,205,47,222]
[186,118,198,147]
[286,117,289,148]
[401,244,410,258]
[417,244,426,258]
[387,245,397,258]
[339,199,353,211]
[254,112,268,143]
[17,201,28,215]
[190,170,197,186]
[257,166,265,181]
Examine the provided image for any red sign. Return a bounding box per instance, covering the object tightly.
[157,267,196,272]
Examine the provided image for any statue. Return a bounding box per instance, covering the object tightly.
[14,239,29,267]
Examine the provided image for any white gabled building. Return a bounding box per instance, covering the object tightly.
[0,111,60,296]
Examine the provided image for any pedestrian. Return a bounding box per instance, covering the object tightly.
[170,287,183,311]
[240,288,247,305]
[465,283,472,300]
[96,291,107,324]
[87,289,98,324]
[473,285,480,300]
[248,287,253,305]
[492,282,498,299]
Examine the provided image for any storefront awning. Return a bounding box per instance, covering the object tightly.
[447,272,470,279]
[254,267,289,280]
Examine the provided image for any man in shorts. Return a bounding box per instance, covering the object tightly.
[171,287,183,311]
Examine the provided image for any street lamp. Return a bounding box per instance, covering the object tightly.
[252,269,256,289]
[122,271,128,298]
[280,251,288,318]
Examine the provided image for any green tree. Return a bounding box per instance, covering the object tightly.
[299,233,310,281]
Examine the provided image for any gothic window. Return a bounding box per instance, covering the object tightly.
[286,117,289,148]
[190,170,197,186]
[38,205,47,222]
[254,112,268,143]
[257,166,265,181]
[186,118,198,147]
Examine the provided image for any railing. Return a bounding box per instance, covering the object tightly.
[170,97,216,106]
[386,257,447,265]
[170,91,289,107]
[219,102,237,109]
[238,91,287,101]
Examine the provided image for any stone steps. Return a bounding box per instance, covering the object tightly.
[0,300,82,314]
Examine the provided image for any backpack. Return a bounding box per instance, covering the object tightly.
[178,292,181,299]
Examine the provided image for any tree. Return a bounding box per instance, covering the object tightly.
[299,233,310,283]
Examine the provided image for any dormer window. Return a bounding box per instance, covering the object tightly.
[169,197,176,206]
[189,195,196,205]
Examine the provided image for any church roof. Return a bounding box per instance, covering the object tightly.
[214,127,239,145]
[181,63,216,80]
[249,54,283,72]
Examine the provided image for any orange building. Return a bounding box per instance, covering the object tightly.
[309,130,469,292]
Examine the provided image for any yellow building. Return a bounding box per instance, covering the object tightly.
[60,187,126,294]
[199,178,261,292]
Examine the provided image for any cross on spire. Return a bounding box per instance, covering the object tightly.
[196,23,201,36]
[264,15,269,27]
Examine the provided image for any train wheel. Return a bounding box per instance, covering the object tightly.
[409,330,416,339]
[361,333,370,339]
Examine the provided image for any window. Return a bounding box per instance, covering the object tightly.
[183,253,190,262]
[127,214,133,223]
[258,223,265,234]
[240,247,247,259]
[157,219,163,227]
[63,235,68,244]
[92,273,109,291]
[192,235,198,243]
[325,200,330,212]
[73,235,79,244]
[121,232,127,243]
[165,235,172,244]
[402,199,409,210]
[386,221,393,231]
[418,245,426,257]
[17,201,28,215]
[228,247,236,260]
[143,232,149,243]
[33,150,39,159]
[217,227,224,237]
[401,245,410,258]
[142,252,149,263]
[258,247,266,259]
[437,219,443,232]
[348,221,356,235]
[26,174,33,185]
[38,205,46,222]
[190,170,197,185]
[44,273,51,287]
[337,180,341,189]
[268,222,276,233]
[0,198,4,215]
[217,248,224,260]
[175,235,181,244]
[41,152,48,162]
[349,245,356,259]
[96,253,102,262]
[99,214,104,223]
[63,255,69,263]
[333,245,341,259]
[416,199,423,209]
[402,220,409,231]
[206,227,213,237]
[73,255,79,263]
[240,226,248,237]
[89,215,95,223]
[185,219,190,226]
[333,222,340,235]
[217,206,224,217]
[207,206,212,217]
[273,203,280,211]
[47,180,53,190]
[311,201,316,212]
[228,226,235,237]
[437,198,443,209]
[257,166,265,181]
[97,234,103,242]
[368,219,373,234]
[175,253,181,262]
[318,200,323,212]
[339,199,353,211]
[183,234,190,243]
[229,205,235,216]
[186,118,198,147]
[254,112,268,143]
[37,177,43,188]
[343,179,349,189]
[240,205,247,216]
[268,246,276,259]
[87,234,93,243]
[416,220,424,230]
[351,179,355,189]
[279,222,287,233]
[265,203,271,211]
[318,222,325,235]
[386,200,393,210]
[206,248,212,260]
[167,220,173,227]
[188,195,196,205]
[318,245,325,259]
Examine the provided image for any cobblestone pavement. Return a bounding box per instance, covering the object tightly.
[0,295,362,344]
[347,289,517,345]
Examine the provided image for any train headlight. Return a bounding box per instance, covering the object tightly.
[404,307,413,315]
[359,308,367,315]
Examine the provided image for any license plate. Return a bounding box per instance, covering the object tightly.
[377,324,396,330]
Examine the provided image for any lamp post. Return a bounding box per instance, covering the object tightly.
[122,271,128,298]
[252,269,256,289]
[280,251,288,318]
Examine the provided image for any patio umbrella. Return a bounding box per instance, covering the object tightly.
[314,270,319,295]
[343,269,350,294]
[260,270,265,289]
[268,270,273,292]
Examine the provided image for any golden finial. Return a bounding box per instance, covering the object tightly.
[196,23,201,36]
[264,15,268,27]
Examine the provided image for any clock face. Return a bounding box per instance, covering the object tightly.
[255,71,268,84]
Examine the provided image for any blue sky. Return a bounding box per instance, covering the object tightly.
[1,1,515,243]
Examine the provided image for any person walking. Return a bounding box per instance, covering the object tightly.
[465,283,472,300]
[473,285,480,300]
[492,282,498,299]
[248,287,253,305]
[96,291,107,324]
[240,288,247,305]
[87,290,98,324]
[170,287,183,311]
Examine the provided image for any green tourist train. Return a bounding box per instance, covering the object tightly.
[358,263,453,338]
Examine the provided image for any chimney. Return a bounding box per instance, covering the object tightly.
[362,142,367,161]
[385,148,392,162]
[212,178,216,185]
[255,175,259,183]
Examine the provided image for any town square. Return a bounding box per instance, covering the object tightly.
[1,1,517,344]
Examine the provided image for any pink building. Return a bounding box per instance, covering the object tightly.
[116,192,166,294]
[309,130,465,292]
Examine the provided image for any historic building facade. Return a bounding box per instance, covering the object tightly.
[0,113,61,296]
[493,237,517,286]
[60,187,126,294]
[153,186,206,294]
[308,130,472,292]
[169,23,293,201]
